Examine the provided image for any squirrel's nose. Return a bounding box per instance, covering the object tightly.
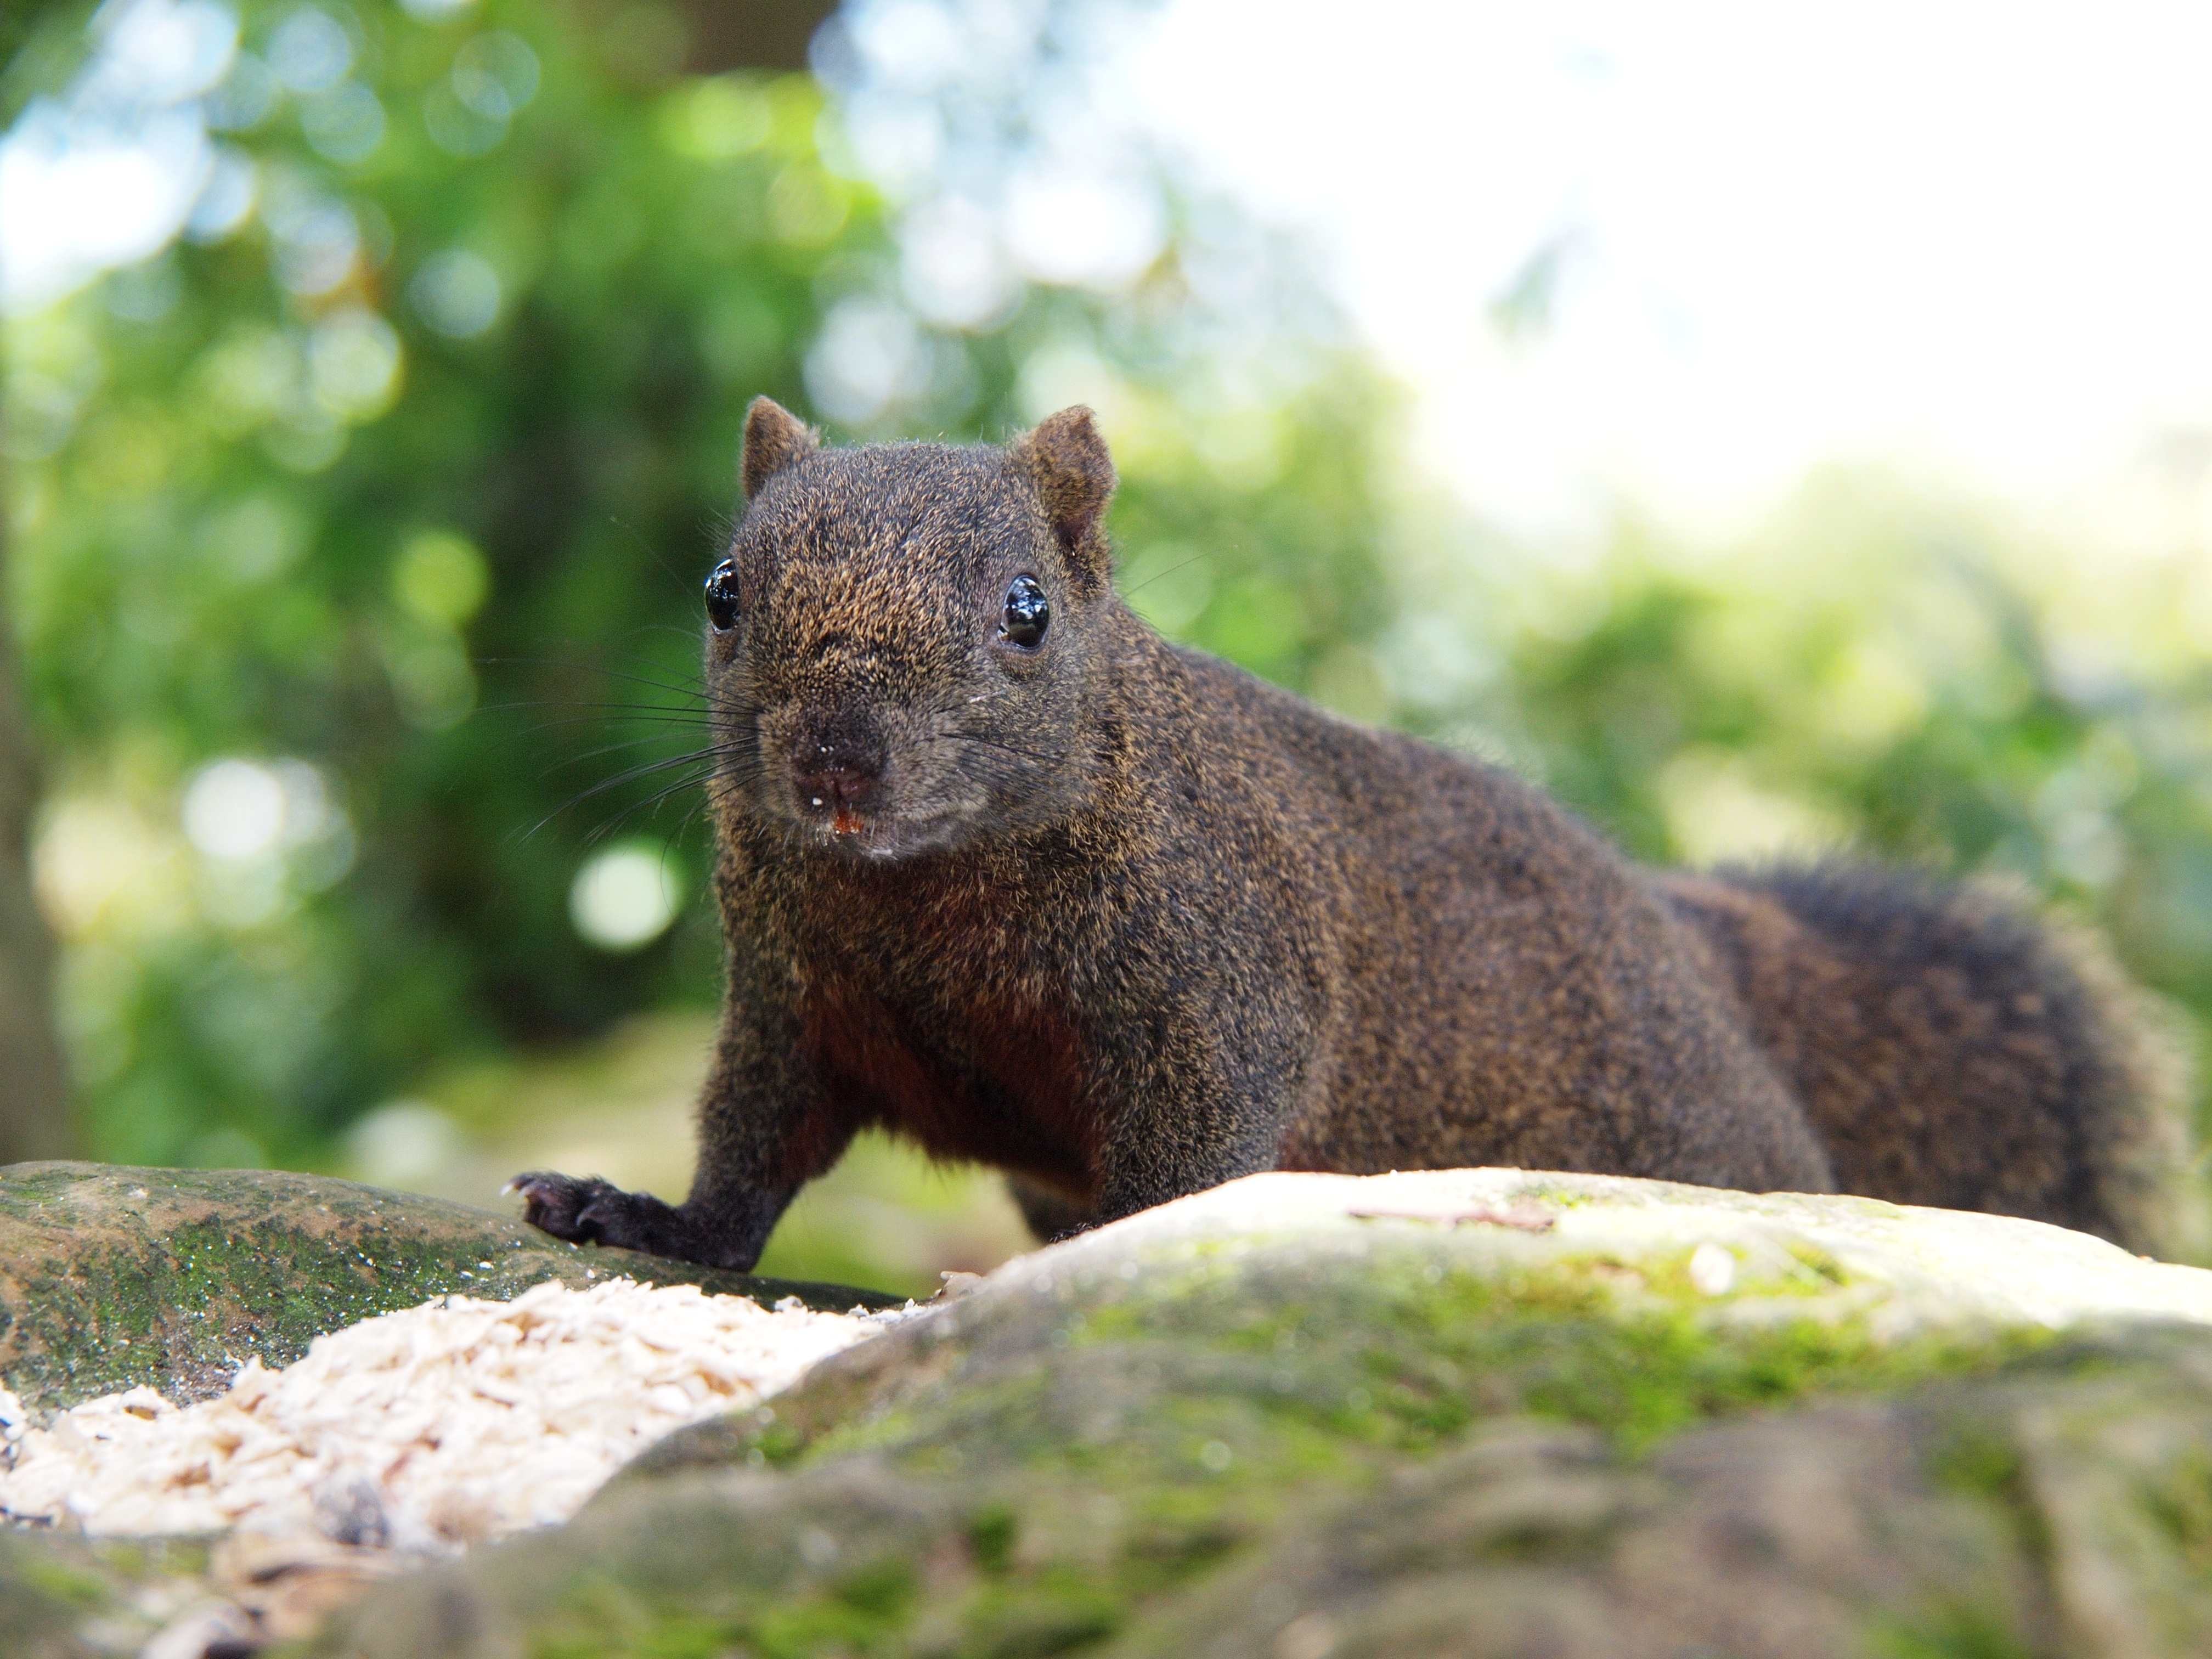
[791,739,882,813]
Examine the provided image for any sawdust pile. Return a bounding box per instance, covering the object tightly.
[0,1278,894,1546]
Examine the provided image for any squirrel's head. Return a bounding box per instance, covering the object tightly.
[703,396,1121,861]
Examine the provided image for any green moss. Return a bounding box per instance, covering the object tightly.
[753,1413,812,1469]
[1065,1250,2042,1459]
[535,1614,743,1659]
[1927,1416,2055,1572]
[965,1505,1019,1575]
[2138,1451,2212,1575]
[803,1369,1055,1470]
[1864,1603,2041,1659]
[533,1578,920,1659]
[1500,1182,1609,1209]
[1786,1240,1853,1285]
[834,1559,919,1621]
[8,1553,112,1610]
[958,1570,1127,1658]
[0,1527,238,1656]
[1929,1423,2028,1504]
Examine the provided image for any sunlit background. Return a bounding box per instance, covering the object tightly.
[5,0,2212,1294]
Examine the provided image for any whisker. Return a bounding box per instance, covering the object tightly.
[518,745,755,844]
[599,512,708,605]
[578,785,712,848]
[579,752,766,847]
[931,730,1066,767]
[476,656,727,709]
[496,713,723,747]
[1120,546,1220,599]
[535,738,710,781]
[586,746,752,796]
[480,697,717,718]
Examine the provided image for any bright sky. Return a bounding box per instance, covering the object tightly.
[1131,0,2212,543]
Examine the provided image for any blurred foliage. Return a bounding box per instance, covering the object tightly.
[12,0,863,1169]
[6,0,2212,1295]
[0,0,1400,1177]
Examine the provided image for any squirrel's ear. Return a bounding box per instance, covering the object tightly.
[740,397,819,501]
[1012,405,1116,590]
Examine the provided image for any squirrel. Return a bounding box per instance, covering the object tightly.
[512,398,2200,1268]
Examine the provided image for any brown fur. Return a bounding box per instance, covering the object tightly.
[1658,865,2202,1259]
[514,402,2198,1266]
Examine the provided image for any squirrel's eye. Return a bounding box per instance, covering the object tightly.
[704,558,740,631]
[1001,575,1049,648]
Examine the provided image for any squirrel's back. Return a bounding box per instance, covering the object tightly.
[1150,642,1836,1193]
[1164,645,2202,1256]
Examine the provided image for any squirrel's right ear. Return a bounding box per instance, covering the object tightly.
[1012,405,1116,592]
[740,397,819,501]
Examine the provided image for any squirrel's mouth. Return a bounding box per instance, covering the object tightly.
[794,800,968,861]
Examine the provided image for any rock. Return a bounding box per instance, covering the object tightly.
[0,1162,899,1419]
[0,1530,219,1658]
[300,1169,2212,1658]
[1131,1336,2212,1658]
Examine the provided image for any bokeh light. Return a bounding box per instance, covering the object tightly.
[569,844,687,953]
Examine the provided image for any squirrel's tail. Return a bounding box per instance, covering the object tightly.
[1657,861,2205,1260]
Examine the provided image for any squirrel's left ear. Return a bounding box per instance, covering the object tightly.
[1013,406,1116,591]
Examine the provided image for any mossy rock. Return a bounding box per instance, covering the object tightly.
[299,1170,2212,1658]
[0,1529,219,1658]
[1126,1330,2212,1659]
[0,1161,899,1418]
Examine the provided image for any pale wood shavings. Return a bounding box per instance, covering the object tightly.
[0,1277,890,1547]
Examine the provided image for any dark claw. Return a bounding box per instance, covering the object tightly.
[507,1170,625,1244]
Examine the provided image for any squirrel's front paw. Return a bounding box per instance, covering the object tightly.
[507,1170,629,1244]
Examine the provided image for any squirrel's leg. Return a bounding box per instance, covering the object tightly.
[1006,1175,1096,1243]
[1082,1012,1300,1228]
[513,977,845,1271]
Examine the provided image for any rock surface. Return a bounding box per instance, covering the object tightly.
[0,1161,898,1418]
[292,1169,2212,1659]
[13,1166,2212,1655]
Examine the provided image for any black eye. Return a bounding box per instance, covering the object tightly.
[704,558,740,631]
[1001,575,1049,648]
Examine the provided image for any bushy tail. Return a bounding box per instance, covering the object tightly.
[1657,861,2205,1260]
[2032,901,2206,1259]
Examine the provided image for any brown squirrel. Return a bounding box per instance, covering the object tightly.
[513,399,2199,1267]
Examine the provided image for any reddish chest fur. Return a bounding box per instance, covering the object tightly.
[786,870,1100,1198]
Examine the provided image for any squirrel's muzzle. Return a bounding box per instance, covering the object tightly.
[788,726,885,827]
